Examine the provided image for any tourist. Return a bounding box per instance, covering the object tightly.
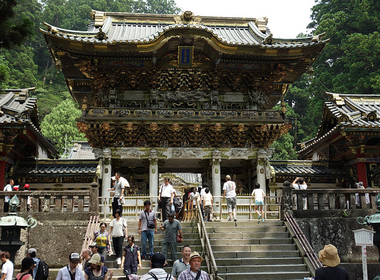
[84,254,112,280]
[171,246,191,280]
[158,177,175,222]
[108,172,128,218]
[178,251,209,280]
[3,178,14,212]
[160,212,183,264]
[251,183,266,222]
[56,252,84,280]
[223,175,237,221]
[24,184,31,211]
[121,235,141,277]
[15,257,35,280]
[355,181,365,208]
[188,187,199,209]
[89,243,105,265]
[81,249,91,271]
[292,177,308,210]
[140,253,174,280]
[202,188,213,222]
[27,247,48,280]
[315,244,349,280]
[92,222,110,261]
[110,209,127,265]
[0,251,13,280]
[138,200,157,261]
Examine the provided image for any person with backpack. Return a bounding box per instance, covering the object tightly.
[140,253,174,280]
[16,257,35,280]
[27,248,49,280]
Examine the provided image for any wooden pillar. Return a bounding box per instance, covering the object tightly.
[0,161,5,190]
[356,162,368,187]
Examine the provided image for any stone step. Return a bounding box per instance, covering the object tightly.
[208,232,290,239]
[204,220,283,227]
[215,257,304,266]
[213,250,301,258]
[211,244,296,252]
[217,271,311,280]
[132,239,202,246]
[209,238,293,245]
[210,226,287,233]
[217,264,308,273]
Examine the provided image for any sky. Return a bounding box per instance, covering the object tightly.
[174,0,316,38]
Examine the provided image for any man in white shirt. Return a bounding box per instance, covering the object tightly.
[158,178,175,222]
[0,251,13,280]
[3,178,13,212]
[223,175,237,221]
[109,172,129,217]
[56,252,85,280]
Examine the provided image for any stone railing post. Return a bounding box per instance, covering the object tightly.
[281,180,292,219]
[90,182,99,213]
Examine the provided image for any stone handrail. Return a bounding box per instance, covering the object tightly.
[0,189,98,213]
[282,186,380,218]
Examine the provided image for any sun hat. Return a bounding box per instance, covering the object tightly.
[88,254,101,266]
[189,251,203,262]
[318,244,340,267]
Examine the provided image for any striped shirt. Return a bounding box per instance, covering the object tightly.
[140,268,174,280]
[178,269,210,280]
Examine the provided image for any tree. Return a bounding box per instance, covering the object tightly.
[41,99,86,155]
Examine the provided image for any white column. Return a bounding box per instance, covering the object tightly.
[212,149,221,215]
[102,158,112,197]
[257,149,267,194]
[149,149,159,211]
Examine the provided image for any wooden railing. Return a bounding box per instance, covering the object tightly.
[0,189,98,213]
[82,215,100,253]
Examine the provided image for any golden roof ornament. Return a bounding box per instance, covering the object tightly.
[174,11,202,25]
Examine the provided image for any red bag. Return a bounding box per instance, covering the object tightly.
[177,233,183,243]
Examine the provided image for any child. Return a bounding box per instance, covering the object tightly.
[251,183,265,221]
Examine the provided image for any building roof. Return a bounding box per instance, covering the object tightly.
[41,10,327,50]
[0,89,58,157]
[272,161,347,176]
[18,162,97,175]
[67,141,96,160]
[298,93,380,156]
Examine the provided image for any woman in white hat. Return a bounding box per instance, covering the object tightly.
[315,244,349,280]
[84,254,112,280]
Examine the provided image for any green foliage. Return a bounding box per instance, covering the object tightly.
[40,99,86,155]
[132,0,180,14]
[0,0,35,49]
[31,88,70,120]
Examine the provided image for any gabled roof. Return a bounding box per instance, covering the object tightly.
[41,10,327,50]
[0,88,58,157]
[298,93,380,156]
[272,160,347,176]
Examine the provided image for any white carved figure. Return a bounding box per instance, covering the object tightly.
[103,148,112,158]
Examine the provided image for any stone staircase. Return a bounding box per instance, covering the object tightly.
[207,220,312,280]
[107,220,202,278]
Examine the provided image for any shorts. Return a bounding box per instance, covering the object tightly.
[226,197,236,212]
[255,200,264,206]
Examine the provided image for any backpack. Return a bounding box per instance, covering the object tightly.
[35,260,49,280]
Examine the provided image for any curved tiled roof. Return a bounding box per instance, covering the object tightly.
[42,14,327,48]
[19,163,97,175]
[273,163,346,176]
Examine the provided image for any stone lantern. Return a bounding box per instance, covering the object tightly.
[0,196,37,262]
[357,193,380,262]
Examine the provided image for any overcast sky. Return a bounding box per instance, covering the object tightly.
[175,0,316,38]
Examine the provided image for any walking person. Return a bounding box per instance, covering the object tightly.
[92,223,110,262]
[84,254,112,280]
[15,257,35,280]
[251,183,266,222]
[315,244,349,280]
[56,253,84,280]
[140,253,174,280]
[89,243,105,265]
[138,200,157,261]
[188,188,199,209]
[0,251,13,280]
[110,209,127,265]
[202,188,213,222]
[81,250,91,271]
[160,212,183,265]
[121,235,141,278]
[172,246,191,280]
[158,177,175,222]
[108,173,129,218]
[178,252,210,280]
[3,179,13,212]
[223,175,237,221]
[292,177,308,210]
